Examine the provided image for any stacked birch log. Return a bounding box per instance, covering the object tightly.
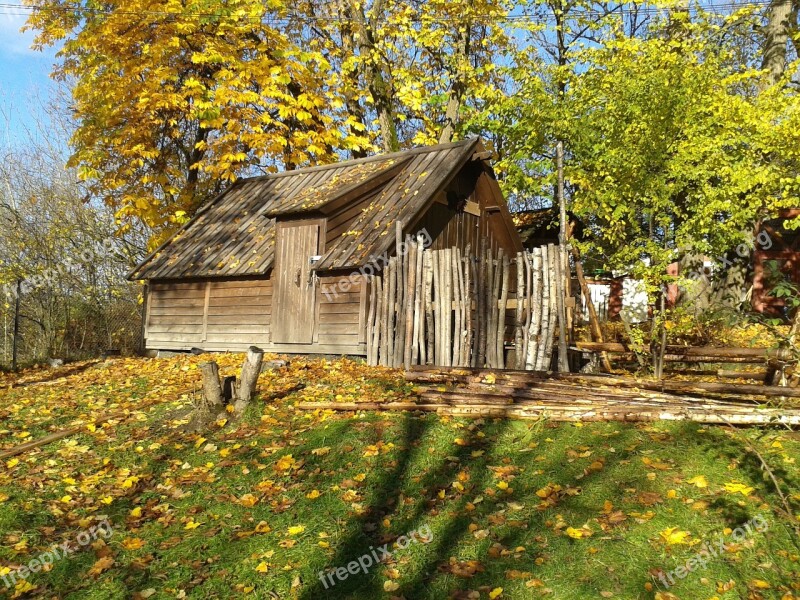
[366,239,567,371]
[296,366,800,426]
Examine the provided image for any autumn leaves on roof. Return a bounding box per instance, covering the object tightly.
[130,138,483,280]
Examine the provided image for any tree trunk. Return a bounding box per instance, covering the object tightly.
[439,25,470,144]
[335,2,370,158]
[342,0,398,153]
[12,279,21,371]
[653,290,668,380]
[555,142,569,373]
[234,346,264,413]
[762,0,796,86]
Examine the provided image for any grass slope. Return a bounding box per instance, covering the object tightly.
[0,355,798,600]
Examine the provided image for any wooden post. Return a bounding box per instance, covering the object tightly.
[451,248,461,366]
[437,249,445,366]
[386,257,396,367]
[497,251,509,369]
[11,279,21,372]
[463,244,468,367]
[555,140,571,372]
[431,250,440,365]
[412,237,424,366]
[533,246,550,371]
[526,248,542,369]
[483,248,492,367]
[515,253,525,369]
[424,250,434,365]
[554,243,569,373]
[456,247,468,366]
[403,240,417,369]
[374,277,383,365]
[234,346,264,413]
[394,234,407,368]
[443,248,451,367]
[543,245,559,370]
[470,253,478,367]
[445,248,453,366]
[476,243,487,367]
[523,251,533,366]
[366,275,375,365]
[381,261,392,366]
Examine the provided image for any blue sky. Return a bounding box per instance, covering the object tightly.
[0,10,59,145]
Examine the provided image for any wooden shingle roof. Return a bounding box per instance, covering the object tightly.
[130,138,481,280]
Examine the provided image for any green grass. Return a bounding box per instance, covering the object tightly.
[0,356,798,599]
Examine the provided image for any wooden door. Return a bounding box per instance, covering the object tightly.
[272,221,321,343]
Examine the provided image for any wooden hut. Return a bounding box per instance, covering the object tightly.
[130,138,523,355]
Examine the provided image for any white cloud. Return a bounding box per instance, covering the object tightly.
[0,11,37,56]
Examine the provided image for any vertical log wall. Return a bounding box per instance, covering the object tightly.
[366,240,568,370]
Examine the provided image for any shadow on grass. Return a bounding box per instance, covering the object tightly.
[299,414,656,599]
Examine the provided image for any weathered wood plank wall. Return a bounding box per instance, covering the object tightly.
[145,275,366,354]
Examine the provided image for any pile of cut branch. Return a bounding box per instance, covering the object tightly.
[297,367,800,426]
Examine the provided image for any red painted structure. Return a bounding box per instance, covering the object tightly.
[753,209,800,315]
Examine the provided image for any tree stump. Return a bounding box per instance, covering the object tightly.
[199,361,224,411]
[186,360,225,431]
[233,346,265,414]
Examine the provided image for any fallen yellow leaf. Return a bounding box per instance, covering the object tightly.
[724,482,754,496]
[687,475,708,488]
[121,537,145,550]
[659,527,691,545]
[239,493,259,507]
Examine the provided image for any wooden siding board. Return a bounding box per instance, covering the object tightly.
[147,278,272,350]
[206,305,272,316]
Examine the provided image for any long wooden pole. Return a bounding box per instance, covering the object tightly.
[424,250,434,365]
[570,243,613,372]
[296,400,800,426]
[403,240,417,369]
[403,367,800,399]
[515,253,525,369]
[496,251,509,369]
[574,342,792,360]
[555,141,569,373]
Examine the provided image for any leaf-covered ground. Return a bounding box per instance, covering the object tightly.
[0,355,798,600]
